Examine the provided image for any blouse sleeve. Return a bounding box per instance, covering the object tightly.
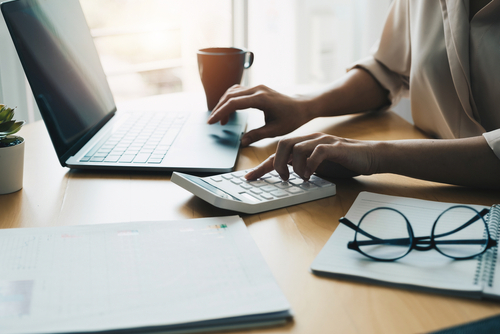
[483,129,500,160]
[348,0,411,111]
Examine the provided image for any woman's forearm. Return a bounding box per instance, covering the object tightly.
[374,136,500,188]
[303,68,391,119]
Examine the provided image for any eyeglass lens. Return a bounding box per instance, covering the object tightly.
[433,206,488,259]
[356,208,411,260]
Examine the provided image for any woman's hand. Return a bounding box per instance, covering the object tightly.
[207,85,314,147]
[245,133,379,181]
[245,134,500,189]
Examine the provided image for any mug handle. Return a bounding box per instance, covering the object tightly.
[244,51,254,69]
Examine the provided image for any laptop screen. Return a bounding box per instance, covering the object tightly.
[1,0,116,162]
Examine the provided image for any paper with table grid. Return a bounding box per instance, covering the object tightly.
[0,216,291,333]
[311,192,500,298]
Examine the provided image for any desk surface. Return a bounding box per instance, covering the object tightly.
[2,93,500,334]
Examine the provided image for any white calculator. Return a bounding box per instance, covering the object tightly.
[171,167,336,214]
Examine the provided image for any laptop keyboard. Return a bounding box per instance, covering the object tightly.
[80,112,187,164]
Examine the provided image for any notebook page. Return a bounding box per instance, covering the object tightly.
[311,192,487,293]
[0,216,290,334]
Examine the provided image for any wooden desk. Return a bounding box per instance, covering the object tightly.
[2,93,500,334]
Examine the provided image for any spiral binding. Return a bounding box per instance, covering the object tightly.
[474,205,500,287]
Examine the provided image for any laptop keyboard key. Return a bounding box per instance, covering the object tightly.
[133,154,151,163]
[119,155,135,163]
[104,156,120,162]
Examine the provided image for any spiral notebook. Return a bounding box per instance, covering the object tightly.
[311,192,500,299]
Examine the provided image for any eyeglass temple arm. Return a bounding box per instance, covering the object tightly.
[340,217,420,248]
[339,217,383,242]
[354,238,495,247]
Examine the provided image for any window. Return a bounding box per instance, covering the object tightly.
[0,0,393,124]
[80,0,233,102]
[247,0,391,89]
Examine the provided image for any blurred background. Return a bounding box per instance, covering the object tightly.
[0,0,406,125]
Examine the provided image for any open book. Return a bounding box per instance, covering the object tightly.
[311,192,500,299]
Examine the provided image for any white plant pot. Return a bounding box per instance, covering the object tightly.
[0,139,25,195]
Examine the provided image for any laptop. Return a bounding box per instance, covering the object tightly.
[1,0,247,173]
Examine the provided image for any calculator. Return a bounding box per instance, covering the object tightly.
[171,167,336,214]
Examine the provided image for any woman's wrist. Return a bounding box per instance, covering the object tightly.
[295,92,337,121]
[292,94,320,123]
[371,140,393,174]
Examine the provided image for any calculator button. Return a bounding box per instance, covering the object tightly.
[290,179,305,186]
[309,176,332,187]
[300,183,318,190]
[275,182,293,189]
[261,193,274,200]
[211,176,223,182]
[250,188,263,195]
[270,190,289,198]
[261,185,278,192]
[247,180,268,187]
[287,187,305,194]
[265,176,283,184]
[239,192,261,202]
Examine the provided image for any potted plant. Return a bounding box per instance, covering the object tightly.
[0,104,25,194]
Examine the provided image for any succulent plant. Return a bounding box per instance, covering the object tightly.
[0,104,24,147]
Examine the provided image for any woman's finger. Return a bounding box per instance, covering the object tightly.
[208,92,264,125]
[245,154,276,180]
[208,85,265,124]
[211,84,245,112]
[290,137,327,179]
[274,133,324,180]
[241,123,281,147]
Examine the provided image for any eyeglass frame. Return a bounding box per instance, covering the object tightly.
[339,205,498,262]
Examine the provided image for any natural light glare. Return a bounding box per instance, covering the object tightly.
[80,0,232,102]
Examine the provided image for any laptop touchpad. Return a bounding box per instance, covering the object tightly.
[163,122,242,169]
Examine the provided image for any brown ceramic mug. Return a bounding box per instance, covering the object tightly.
[197,47,254,111]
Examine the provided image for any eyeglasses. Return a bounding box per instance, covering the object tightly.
[339,205,497,261]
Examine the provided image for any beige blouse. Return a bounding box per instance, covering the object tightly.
[351,0,500,160]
